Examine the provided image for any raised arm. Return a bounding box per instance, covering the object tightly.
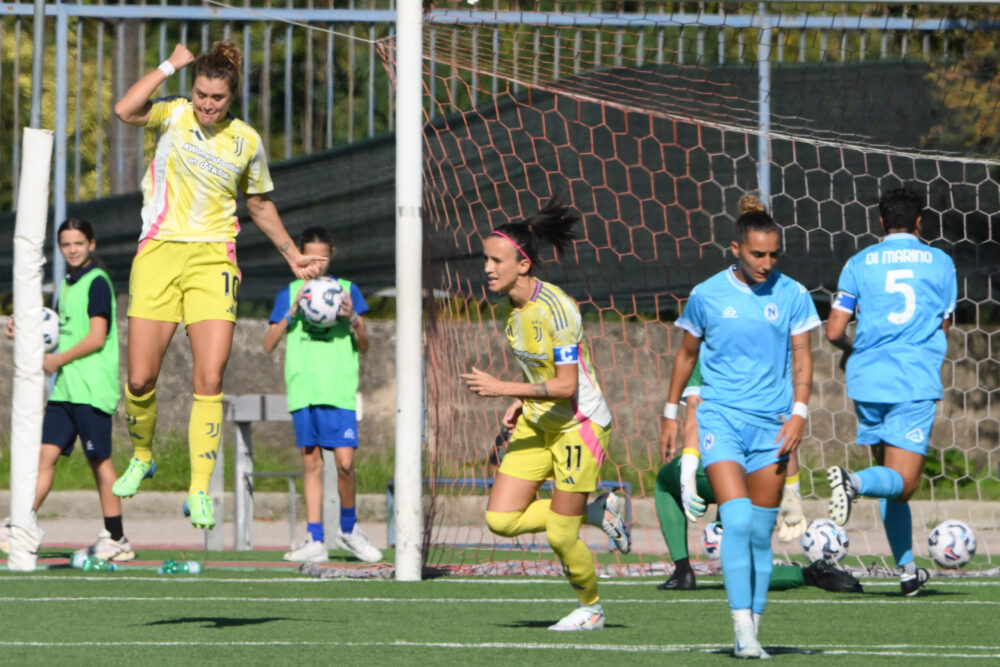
[114,43,195,126]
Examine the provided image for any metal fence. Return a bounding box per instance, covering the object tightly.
[1,1,997,289]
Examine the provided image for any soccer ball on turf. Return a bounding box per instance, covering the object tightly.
[928,519,976,569]
[801,518,849,563]
[297,278,344,328]
[42,307,60,353]
[702,522,723,560]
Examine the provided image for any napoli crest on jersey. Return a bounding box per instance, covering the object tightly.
[702,433,715,451]
[764,303,779,322]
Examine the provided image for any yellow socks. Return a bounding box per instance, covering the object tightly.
[188,393,223,495]
[547,511,599,605]
[124,386,157,462]
[485,499,551,537]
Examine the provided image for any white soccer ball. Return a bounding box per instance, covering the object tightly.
[297,278,344,328]
[702,522,723,560]
[42,307,60,353]
[801,518,849,563]
[928,519,976,569]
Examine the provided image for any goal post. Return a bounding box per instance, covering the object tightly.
[379,2,999,574]
[8,127,54,572]
[393,0,426,582]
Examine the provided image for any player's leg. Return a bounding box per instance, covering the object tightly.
[80,404,133,561]
[284,408,327,562]
[699,403,764,658]
[768,565,806,590]
[333,444,382,563]
[877,443,928,596]
[113,318,175,497]
[36,402,78,510]
[828,401,903,524]
[181,319,232,529]
[654,458,696,590]
[116,241,184,497]
[581,422,630,553]
[485,420,550,537]
[177,242,239,527]
[546,488,604,631]
[829,400,932,595]
[797,559,863,593]
[302,446,324,530]
[746,462,782,612]
[86,457,134,561]
[708,461,761,658]
[34,445,63,512]
[544,424,607,631]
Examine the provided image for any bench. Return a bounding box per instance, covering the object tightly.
[219,393,360,551]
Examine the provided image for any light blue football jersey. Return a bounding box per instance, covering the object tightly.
[833,233,956,403]
[676,267,821,419]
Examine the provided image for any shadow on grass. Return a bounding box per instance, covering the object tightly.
[501,620,627,629]
[145,616,292,629]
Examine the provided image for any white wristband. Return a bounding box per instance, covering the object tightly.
[663,402,679,420]
[157,60,176,77]
[792,401,809,420]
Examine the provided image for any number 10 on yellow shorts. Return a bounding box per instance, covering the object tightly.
[128,239,240,324]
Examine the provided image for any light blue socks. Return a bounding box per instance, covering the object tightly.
[750,505,779,614]
[719,498,753,611]
[856,466,904,499]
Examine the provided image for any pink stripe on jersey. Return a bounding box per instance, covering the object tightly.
[578,418,605,467]
[227,242,242,280]
[578,343,599,388]
[148,160,170,241]
[573,399,605,465]
[530,279,543,302]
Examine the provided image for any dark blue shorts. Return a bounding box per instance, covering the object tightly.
[291,405,359,449]
[41,401,113,459]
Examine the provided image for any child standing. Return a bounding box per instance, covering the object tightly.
[263,226,381,563]
[1,218,130,561]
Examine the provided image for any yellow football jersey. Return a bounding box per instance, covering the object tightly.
[505,280,612,433]
[139,97,274,243]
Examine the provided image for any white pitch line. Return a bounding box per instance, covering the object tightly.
[443,577,1000,588]
[5,574,999,587]
[0,639,996,658]
[0,595,998,606]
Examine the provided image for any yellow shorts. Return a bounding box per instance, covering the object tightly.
[128,239,239,324]
[498,418,610,493]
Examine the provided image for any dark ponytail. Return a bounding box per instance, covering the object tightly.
[491,196,578,269]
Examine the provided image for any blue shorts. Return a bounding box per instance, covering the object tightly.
[697,401,786,474]
[854,399,936,455]
[291,405,359,449]
[41,401,113,459]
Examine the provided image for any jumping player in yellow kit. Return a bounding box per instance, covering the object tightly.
[461,197,629,632]
[111,41,324,529]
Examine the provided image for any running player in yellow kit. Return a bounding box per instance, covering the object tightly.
[461,197,628,632]
[111,41,324,529]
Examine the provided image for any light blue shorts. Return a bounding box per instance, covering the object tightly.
[854,399,936,455]
[697,401,786,474]
[291,405,359,449]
